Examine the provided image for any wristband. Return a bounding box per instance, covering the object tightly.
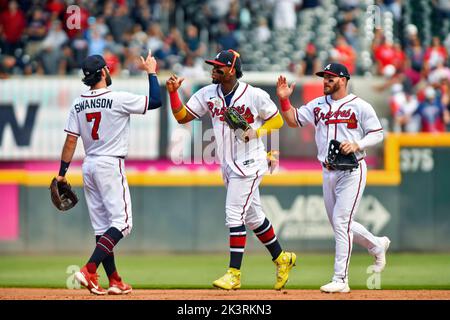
[169,91,182,111]
[174,106,187,121]
[59,160,70,177]
[279,98,291,112]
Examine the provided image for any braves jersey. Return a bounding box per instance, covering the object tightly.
[65,88,148,157]
[185,82,279,176]
[294,93,383,162]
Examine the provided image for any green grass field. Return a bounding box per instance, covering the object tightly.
[0,253,449,290]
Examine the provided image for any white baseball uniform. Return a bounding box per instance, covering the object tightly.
[294,93,385,282]
[65,87,149,237]
[185,81,279,229]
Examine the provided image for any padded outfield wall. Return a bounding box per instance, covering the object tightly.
[1,134,450,253]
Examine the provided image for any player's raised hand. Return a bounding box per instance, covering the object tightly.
[276,76,295,100]
[139,50,157,74]
[166,74,185,93]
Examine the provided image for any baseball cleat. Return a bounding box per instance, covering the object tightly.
[108,278,132,295]
[213,268,241,290]
[273,251,297,290]
[75,266,107,295]
[372,236,391,273]
[320,281,351,293]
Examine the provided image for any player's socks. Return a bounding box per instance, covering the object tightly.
[229,225,246,269]
[87,227,123,272]
[96,235,117,277]
[253,218,282,260]
[108,271,122,282]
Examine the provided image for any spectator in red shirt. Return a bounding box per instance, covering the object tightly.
[0,1,26,55]
[332,35,357,75]
[373,38,397,75]
[46,0,66,18]
[103,48,121,76]
[392,42,406,72]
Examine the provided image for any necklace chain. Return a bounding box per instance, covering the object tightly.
[222,82,239,98]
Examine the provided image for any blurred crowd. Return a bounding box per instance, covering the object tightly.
[1,0,450,133]
[374,26,450,134]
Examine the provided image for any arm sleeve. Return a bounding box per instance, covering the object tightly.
[254,88,279,120]
[64,106,80,137]
[257,112,284,137]
[184,88,209,119]
[295,103,315,127]
[119,91,148,115]
[355,103,384,150]
[148,73,162,110]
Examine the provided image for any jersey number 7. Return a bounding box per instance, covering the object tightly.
[86,112,101,140]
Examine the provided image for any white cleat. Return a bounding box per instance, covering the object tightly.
[372,236,391,273]
[320,281,351,293]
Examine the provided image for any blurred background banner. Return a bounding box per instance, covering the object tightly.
[0,78,160,159]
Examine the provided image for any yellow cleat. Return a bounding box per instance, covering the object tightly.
[273,251,297,290]
[212,268,241,290]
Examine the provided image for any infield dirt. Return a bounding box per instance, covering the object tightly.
[1,288,449,300]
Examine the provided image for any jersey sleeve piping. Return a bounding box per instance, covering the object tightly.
[143,96,148,115]
[185,103,200,119]
[64,129,80,137]
[366,128,383,134]
[294,109,303,127]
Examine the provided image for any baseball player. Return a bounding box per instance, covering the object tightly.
[56,52,161,295]
[166,50,296,290]
[276,63,391,293]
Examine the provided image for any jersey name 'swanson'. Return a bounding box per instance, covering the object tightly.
[74,98,113,113]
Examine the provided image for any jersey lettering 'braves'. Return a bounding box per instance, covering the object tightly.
[185,82,279,176]
[65,88,148,157]
[294,93,383,162]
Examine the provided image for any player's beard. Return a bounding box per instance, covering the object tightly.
[105,71,112,86]
[324,80,340,95]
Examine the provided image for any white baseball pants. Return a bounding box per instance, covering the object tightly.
[82,155,132,237]
[222,164,267,230]
[322,160,382,282]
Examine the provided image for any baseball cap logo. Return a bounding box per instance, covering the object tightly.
[325,64,331,70]
[215,53,221,59]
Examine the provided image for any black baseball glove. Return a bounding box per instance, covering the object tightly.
[223,107,251,141]
[49,177,79,211]
[326,139,359,171]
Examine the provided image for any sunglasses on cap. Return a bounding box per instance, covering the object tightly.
[213,50,241,75]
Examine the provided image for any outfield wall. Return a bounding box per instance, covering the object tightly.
[1,134,450,253]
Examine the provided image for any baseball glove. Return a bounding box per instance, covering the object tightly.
[223,107,250,141]
[326,139,359,171]
[49,177,79,211]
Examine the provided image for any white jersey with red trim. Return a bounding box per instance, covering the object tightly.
[294,93,383,162]
[65,87,148,157]
[185,81,279,176]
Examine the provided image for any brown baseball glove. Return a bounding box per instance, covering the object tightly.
[49,177,79,211]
